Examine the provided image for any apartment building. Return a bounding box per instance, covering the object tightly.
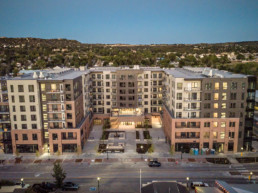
[0,77,12,153]
[162,67,256,153]
[1,65,256,154]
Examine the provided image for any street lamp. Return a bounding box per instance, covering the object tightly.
[106,146,109,160]
[241,147,243,157]
[21,178,24,188]
[186,177,189,190]
[48,147,50,160]
[97,177,101,193]
[140,145,143,160]
[249,172,253,183]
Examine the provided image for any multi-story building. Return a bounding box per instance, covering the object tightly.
[0,77,12,153]
[1,66,256,154]
[163,67,256,153]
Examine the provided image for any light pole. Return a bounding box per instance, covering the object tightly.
[241,147,243,157]
[97,177,101,193]
[186,177,189,190]
[106,146,109,160]
[249,172,253,183]
[140,145,143,160]
[181,146,183,160]
[21,178,24,188]
[48,147,50,160]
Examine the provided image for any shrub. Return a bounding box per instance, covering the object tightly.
[148,144,154,153]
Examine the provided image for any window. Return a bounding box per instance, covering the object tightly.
[220,132,225,139]
[213,112,218,118]
[43,114,48,121]
[32,134,37,140]
[13,115,16,121]
[21,115,26,121]
[32,124,37,129]
[204,113,210,118]
[221,103,226,109]
[214,93,219,100]
[213,132,218,139]
[229,122,235,127]
[12,106,16,112]
[41,84,45,91]
[176,93,182,100]
[15,134,18,140]
[230,93,237,100]
[221,122,226,127]
[222,93,227,100]
[20,106,26,112]
[31,115,36,121]
[204,122,210,127]
[215,82,219,90]
[19,96,25,102]
[239,131,242,138]
[66,104,72,110]
[241,93,245,100]
[231,82,237,89]
[204,103,211,109]
[213,122,218,127]
[52,133,58,140]
[67,113,72,119]
[28,85,34,92]
[22,124,27,129]
[229,112,235,118]
[223,82,227,90]
[214,103,218,109]
[204,93,211,100]
[229,132,235,139]
[18,85,24,92]
[242,82,246,89]
[177,83,182,90]
[204,132,210,139]
[176,103,182,109]
[10,85,14,92]
[11,96,15,102]
[176,112,182,118]
[230,103,236,108]
[29,95,35,102]
[30,106,36,112]
[42,94,46,101]
[205,83,212,90]
[51,84,57,91]
[221,112,226,118]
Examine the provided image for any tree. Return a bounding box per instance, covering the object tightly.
[236,53,245,60]
[52,162,66,188]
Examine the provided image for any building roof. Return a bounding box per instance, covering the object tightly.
[142,181,189,193]
[195,187,222,193]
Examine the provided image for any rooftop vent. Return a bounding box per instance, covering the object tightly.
[33,72,38,79]
[39,71,45,78]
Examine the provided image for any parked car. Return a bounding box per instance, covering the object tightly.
[42,182,57,191]
[148,160,161,167]
[62,182,79,191]
[191,182,209,189]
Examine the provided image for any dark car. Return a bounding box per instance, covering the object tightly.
[148,160,161,167]
[62,182,79,191]
[42,182,57,191]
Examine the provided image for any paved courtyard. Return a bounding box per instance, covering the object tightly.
[82,121,171,159]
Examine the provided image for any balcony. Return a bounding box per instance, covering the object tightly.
[184,87,201,92]
[184,98,201,102]
[183,107,201,111]
[46,89,63,94]
[0,119,10,123]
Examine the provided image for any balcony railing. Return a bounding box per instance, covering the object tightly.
[184,87,201,92]
[46,89,63,93]
[184,98,201,102]
[183,107,201,111]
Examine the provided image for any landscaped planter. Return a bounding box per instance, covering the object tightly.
[136,144,152,154]
[143,130,152,141]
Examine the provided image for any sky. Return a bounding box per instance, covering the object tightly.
[0,0,257,44]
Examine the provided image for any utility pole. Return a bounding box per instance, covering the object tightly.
[140,169,142,193]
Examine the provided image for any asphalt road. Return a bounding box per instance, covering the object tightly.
[0,162,257,193]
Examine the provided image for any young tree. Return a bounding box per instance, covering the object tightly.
[52,162,66,188]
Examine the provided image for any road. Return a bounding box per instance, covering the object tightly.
[0,162,257,192]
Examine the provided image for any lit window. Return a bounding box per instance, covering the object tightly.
[220,132,225,139]
[213,132,218,139]
[42,94,46,101]
[223,82,227,90]
[44,123,48,129]
[51,84,57,91]
[215,82,219,90]
[214,103,218,109]
[222,93,227,100]
[221,103,226,109]
[213,122,218,127]
[221,122,226,127]
[221,112,226,118]
[41,84,45,91]
[42,104,47,111]
[214,93,219,100]
[213,112,218,118]
[43,114,48,121]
